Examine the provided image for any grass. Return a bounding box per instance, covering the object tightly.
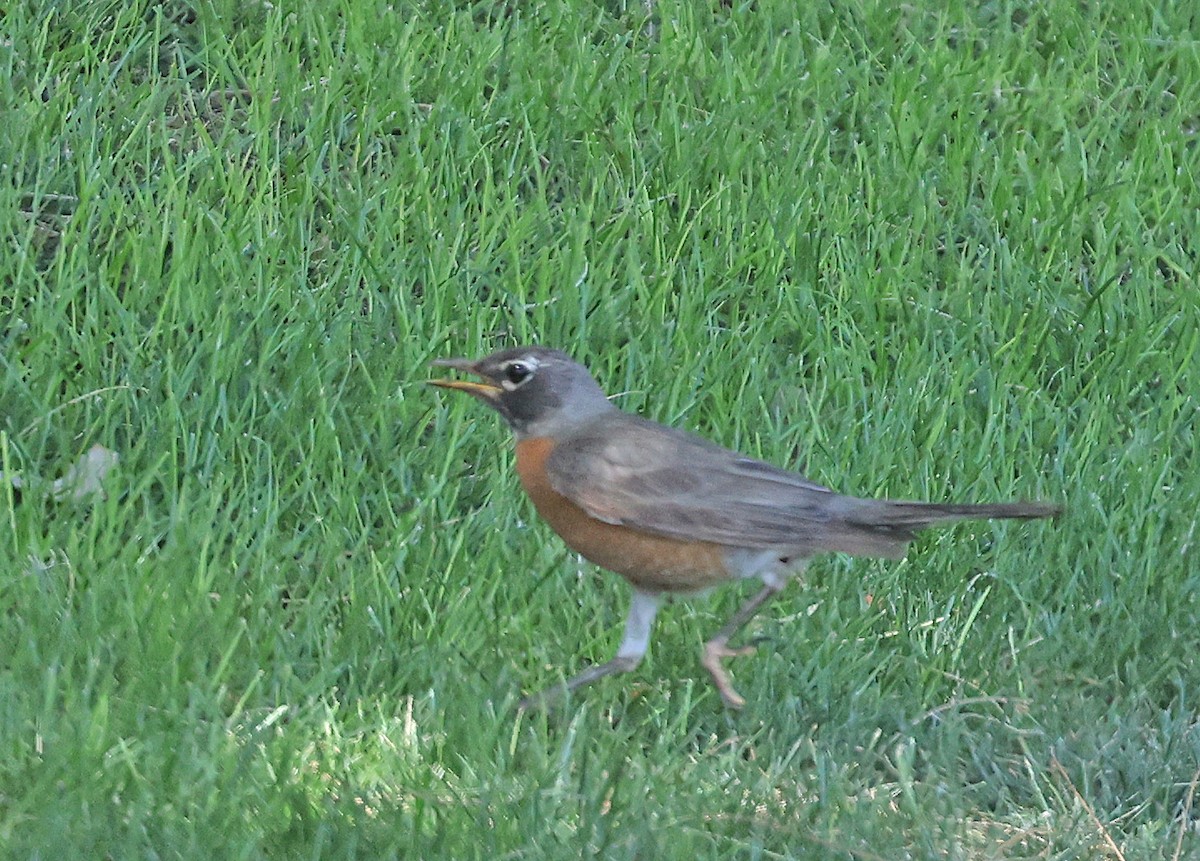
[2,0,1198,857]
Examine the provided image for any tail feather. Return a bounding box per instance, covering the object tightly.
[852,500,1062,528]
[819,498,1061,559]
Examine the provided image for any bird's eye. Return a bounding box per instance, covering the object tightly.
[504,362,532,385]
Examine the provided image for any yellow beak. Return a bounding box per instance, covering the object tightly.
[428,357,503,400]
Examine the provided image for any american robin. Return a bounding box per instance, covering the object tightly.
[430,346,1060,709]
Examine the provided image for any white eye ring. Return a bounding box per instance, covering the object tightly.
[500,356,539,390]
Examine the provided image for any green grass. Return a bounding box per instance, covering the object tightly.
[2,0,1198,857]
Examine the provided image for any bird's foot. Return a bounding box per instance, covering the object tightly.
[517,684,567,712]
[518,655,642,711]
[700,639,757,709]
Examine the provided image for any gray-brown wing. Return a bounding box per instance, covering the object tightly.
[543,414,870,554]
[545,414,1057,559]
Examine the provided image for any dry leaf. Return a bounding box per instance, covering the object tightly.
[6,444,119,501]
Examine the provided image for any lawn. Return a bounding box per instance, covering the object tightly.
[2,0,1198,857]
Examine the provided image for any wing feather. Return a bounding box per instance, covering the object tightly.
[543,413,1055,560]
[544,414,852,553]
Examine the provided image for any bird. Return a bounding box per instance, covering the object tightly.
[429,346,1060,709]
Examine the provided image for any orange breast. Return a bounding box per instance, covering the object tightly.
[515,437,731,593]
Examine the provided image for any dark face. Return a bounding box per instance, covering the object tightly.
[429,346,575,434]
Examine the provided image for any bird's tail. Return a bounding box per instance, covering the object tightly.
[821,498,1061,559]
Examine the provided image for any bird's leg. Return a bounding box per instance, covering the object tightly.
[701,583,782,709]
[519,589,661,710]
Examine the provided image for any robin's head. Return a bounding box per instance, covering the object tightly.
[430,346,615,437]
